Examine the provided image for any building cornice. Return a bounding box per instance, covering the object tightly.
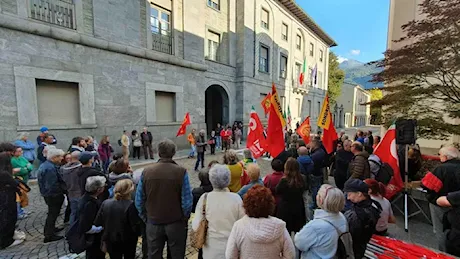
[277,0,338,47]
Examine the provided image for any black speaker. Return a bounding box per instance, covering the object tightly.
[396,119,417,145]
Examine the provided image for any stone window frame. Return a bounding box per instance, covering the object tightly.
[145,82,184,125]
[14,66,96,130]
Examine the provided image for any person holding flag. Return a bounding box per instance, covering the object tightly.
[246,106,267,159]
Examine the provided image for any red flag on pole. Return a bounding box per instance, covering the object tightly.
[322,117,337,154]
[261,92,272,115]
[176,112,191,137]
[296,117,311,144]
[266,83,286,158]
[247,106,267,158]
[373,124,403,199]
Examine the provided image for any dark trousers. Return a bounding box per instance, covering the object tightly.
[195,152,205,171]
[210,144,216,155]
[143,143,154,159]
[43,194,64,238]
[107,238,138,259]
[146,220,187,259]
[334,171,347,191]
[309,175,323,210]
[133,146,141,159]
[141,222,148,259]
[64,196,71,223]
[86,234,105,259]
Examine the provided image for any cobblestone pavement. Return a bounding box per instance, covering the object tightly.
[0,149,273,259]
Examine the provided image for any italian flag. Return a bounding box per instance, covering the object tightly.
[299,57,307,86]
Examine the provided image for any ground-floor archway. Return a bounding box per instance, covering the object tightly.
[205,85,229,134]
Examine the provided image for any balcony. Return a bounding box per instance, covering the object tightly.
[29,0,76,30]
[152,33,173,55]
[293,79,310,95]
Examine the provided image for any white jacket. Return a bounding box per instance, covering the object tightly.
[192,189,245,259]
[225,215,295,259]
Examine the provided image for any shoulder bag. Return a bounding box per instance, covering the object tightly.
[191,193,208,249]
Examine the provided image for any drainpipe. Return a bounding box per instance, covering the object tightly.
[253,0,257,77]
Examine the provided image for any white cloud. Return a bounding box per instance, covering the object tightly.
[337,56,348,63]
[350,49,361,55]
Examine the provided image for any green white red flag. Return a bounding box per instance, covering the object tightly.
[299,57,307,86]
[247,106,267,158]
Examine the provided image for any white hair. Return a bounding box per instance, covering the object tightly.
[85,176,106,193]
[16,132,29,140]
[46,147,65,159]
[209,164,231,190]
[439,146,459,160]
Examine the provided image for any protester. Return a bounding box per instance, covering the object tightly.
[69,137,86,153]
[344,179,381,259]
[334,140,354,190]
[364,179,395,235]
[192,164,245,258]
[135,139,192,258]
[60,151,82,225]
[367,131,374,147]
[84,136,96,153]
[309,139,326,209]
[373,135,381,149]
[37,126,56,145]
[76,176,106,259]
[14,132,35,164]
[11,146,33,184]
[295,184,348,259]
[289,133,299,149]
[234,127,242,149]
[297,146,314,176]
[98,135,113,174]
[221,126,232,151]
[348,141,371,180]
[0,152,23,249]
[241,149,256,167]
[285,129,293,149]
[264,159,285,207]
[192,161,218,212]
[225,185,296,259]
[356,131,365,144]
[95,179,141,259]
[63,152,72,164]
[215,123,223,150]
[436,190,460,257]
[37,148,66,243]
[187,129,196,158]
[131,130,142,160]
[140,127,154,160]
[276,158,307,234]
[232,122,238,146]
[195,129,207,172]
[209,130,217,155]
[37,133,54,164]
[77,151,109,202]
[422,146,460,251]
[368,152,382,179]
[121,130,130,160]
[224,149,244,192]
[108,158,133,198]
[238,163,263,198]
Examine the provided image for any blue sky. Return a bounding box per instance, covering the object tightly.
[299,0,390,63]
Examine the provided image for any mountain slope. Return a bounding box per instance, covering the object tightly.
[339,59,383,89]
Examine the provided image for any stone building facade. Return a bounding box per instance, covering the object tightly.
[0,0,335,149]
[335,82,370,128]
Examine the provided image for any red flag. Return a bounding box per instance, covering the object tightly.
[322,113,337,154]
[247,106,267,158]
[296,117,311,144]
[176,112,191,137]
[261,93,272,115]
[266,83,286,158]
[374,124,403,199]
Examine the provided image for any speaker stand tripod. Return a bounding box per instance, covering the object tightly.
[391,144,432,232]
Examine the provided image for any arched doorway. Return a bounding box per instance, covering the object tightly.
[205,85,229,133]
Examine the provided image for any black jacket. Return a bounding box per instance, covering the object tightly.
[37,143,47,163]
[335,149,354,177]
[344,198,381,259]
[310,147,327,176]
[425,159,460,205]
[95,199,141,243]
[77,193,101,235]
[140,132,153,144]
[444,191,460,257]
[0,172,18,249]
[192,185,213,213]
[78,167,109,202]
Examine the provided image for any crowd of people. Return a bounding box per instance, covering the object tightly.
[1,124,460,259]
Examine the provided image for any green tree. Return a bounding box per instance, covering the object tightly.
[369,88,383,124]
[371,0,460,139]
[327,52,345,105]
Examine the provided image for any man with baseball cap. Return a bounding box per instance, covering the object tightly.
[77,152,108,203]
[343,179,381,259]
[36,126,57,145]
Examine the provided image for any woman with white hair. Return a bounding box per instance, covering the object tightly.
[294,184,348,259]
[13,132,35,164]
[192,164,245,259]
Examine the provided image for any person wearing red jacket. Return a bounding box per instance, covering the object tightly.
[221,126,232,151]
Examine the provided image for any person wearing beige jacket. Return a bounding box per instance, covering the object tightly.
[121,131,130,160]
[225,185,295,259]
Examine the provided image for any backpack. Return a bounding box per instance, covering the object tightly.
[370,159,394,185]
[117,139,122,146]
[320,219,355,259]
